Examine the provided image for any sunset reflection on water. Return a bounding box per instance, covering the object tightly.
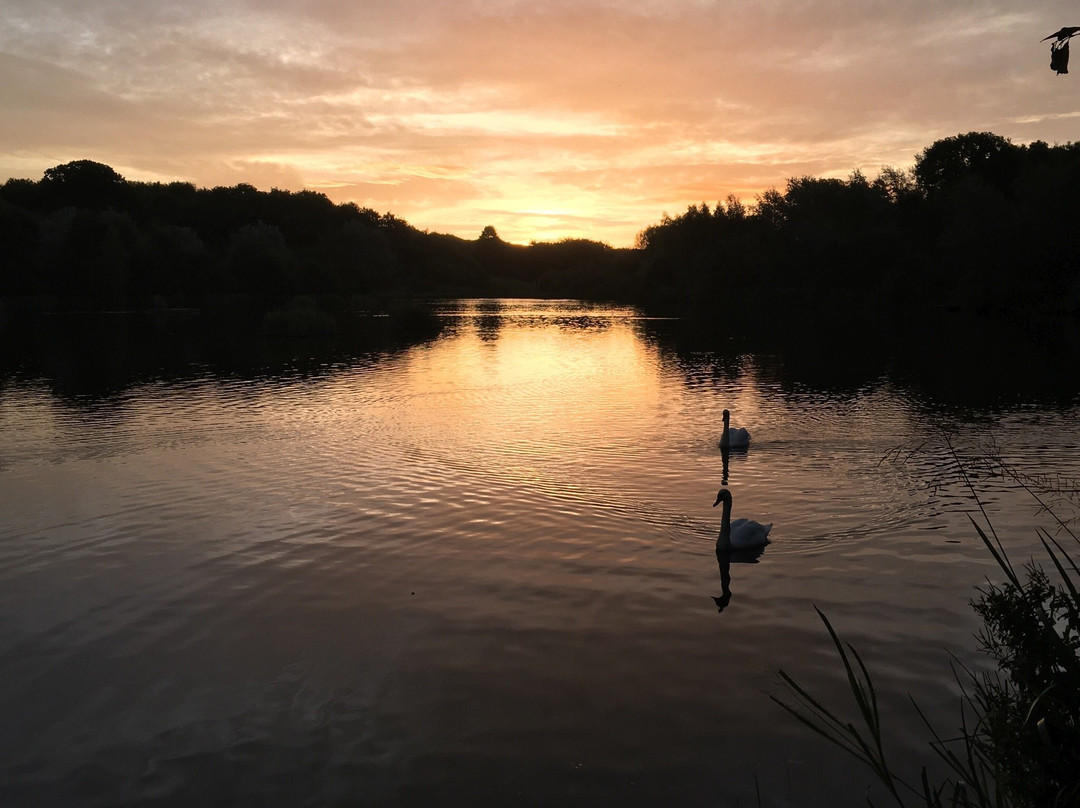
[2,299,1079,807]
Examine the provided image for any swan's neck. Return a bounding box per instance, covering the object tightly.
[718,499,732,549]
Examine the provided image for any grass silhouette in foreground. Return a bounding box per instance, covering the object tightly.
[774,440,1080,807]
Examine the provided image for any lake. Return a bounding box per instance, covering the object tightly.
[2,298,1079,807]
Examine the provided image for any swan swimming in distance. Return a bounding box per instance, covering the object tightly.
[713,488,772,550]
[718,409,750,450]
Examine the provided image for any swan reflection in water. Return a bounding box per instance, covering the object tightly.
[719,446,752,485]
[713,545,767,613]
[711,488,772,613]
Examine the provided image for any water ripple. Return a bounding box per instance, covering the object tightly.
[3,300,1080,806]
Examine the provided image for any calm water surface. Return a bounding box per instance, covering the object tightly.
[2,299,1079,807]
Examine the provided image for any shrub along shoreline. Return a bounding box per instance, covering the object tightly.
[776,442,1080,807]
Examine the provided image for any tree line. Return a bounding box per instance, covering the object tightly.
[0,160,636,307]
[637,132,1080,320]
[3,132,1079,318]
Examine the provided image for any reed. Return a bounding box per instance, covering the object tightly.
[774,446,1080,807]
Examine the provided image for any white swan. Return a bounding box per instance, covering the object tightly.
[718,409,750,449]
[713,488,772,550]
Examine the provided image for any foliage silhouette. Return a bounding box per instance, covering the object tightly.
[636,132,1080,322]
[0,165,632,308]
[775,445,1080,807]
[3,132,1080,321]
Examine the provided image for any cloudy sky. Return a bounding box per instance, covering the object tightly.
[2,1,1077,246]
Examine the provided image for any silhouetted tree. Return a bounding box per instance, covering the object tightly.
[633,136,1080,320]
[914,132,1024,198]
[226,222,295,298]
[132,224,213,296]
[40,160,128,211]
[0,194,41,294]
[871,166,919,205]
[39,208,138,299]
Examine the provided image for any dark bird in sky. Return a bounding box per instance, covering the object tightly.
[1042,26,1080,42]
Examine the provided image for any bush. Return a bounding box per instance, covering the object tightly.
[775,448,1080,807]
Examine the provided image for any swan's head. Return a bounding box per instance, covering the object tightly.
[713,488,732,508]
[722,409,730,423]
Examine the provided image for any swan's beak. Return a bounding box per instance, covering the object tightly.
[712,494,721,507]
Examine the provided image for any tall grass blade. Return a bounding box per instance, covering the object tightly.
[969,515,1019,587]
[1038,531,1080,603]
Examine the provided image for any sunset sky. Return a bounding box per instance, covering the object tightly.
[2,1,1078,246]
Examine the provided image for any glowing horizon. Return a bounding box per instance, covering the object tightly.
[2,1,1078,247]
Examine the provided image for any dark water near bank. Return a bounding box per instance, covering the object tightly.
[2,299,1079,807]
